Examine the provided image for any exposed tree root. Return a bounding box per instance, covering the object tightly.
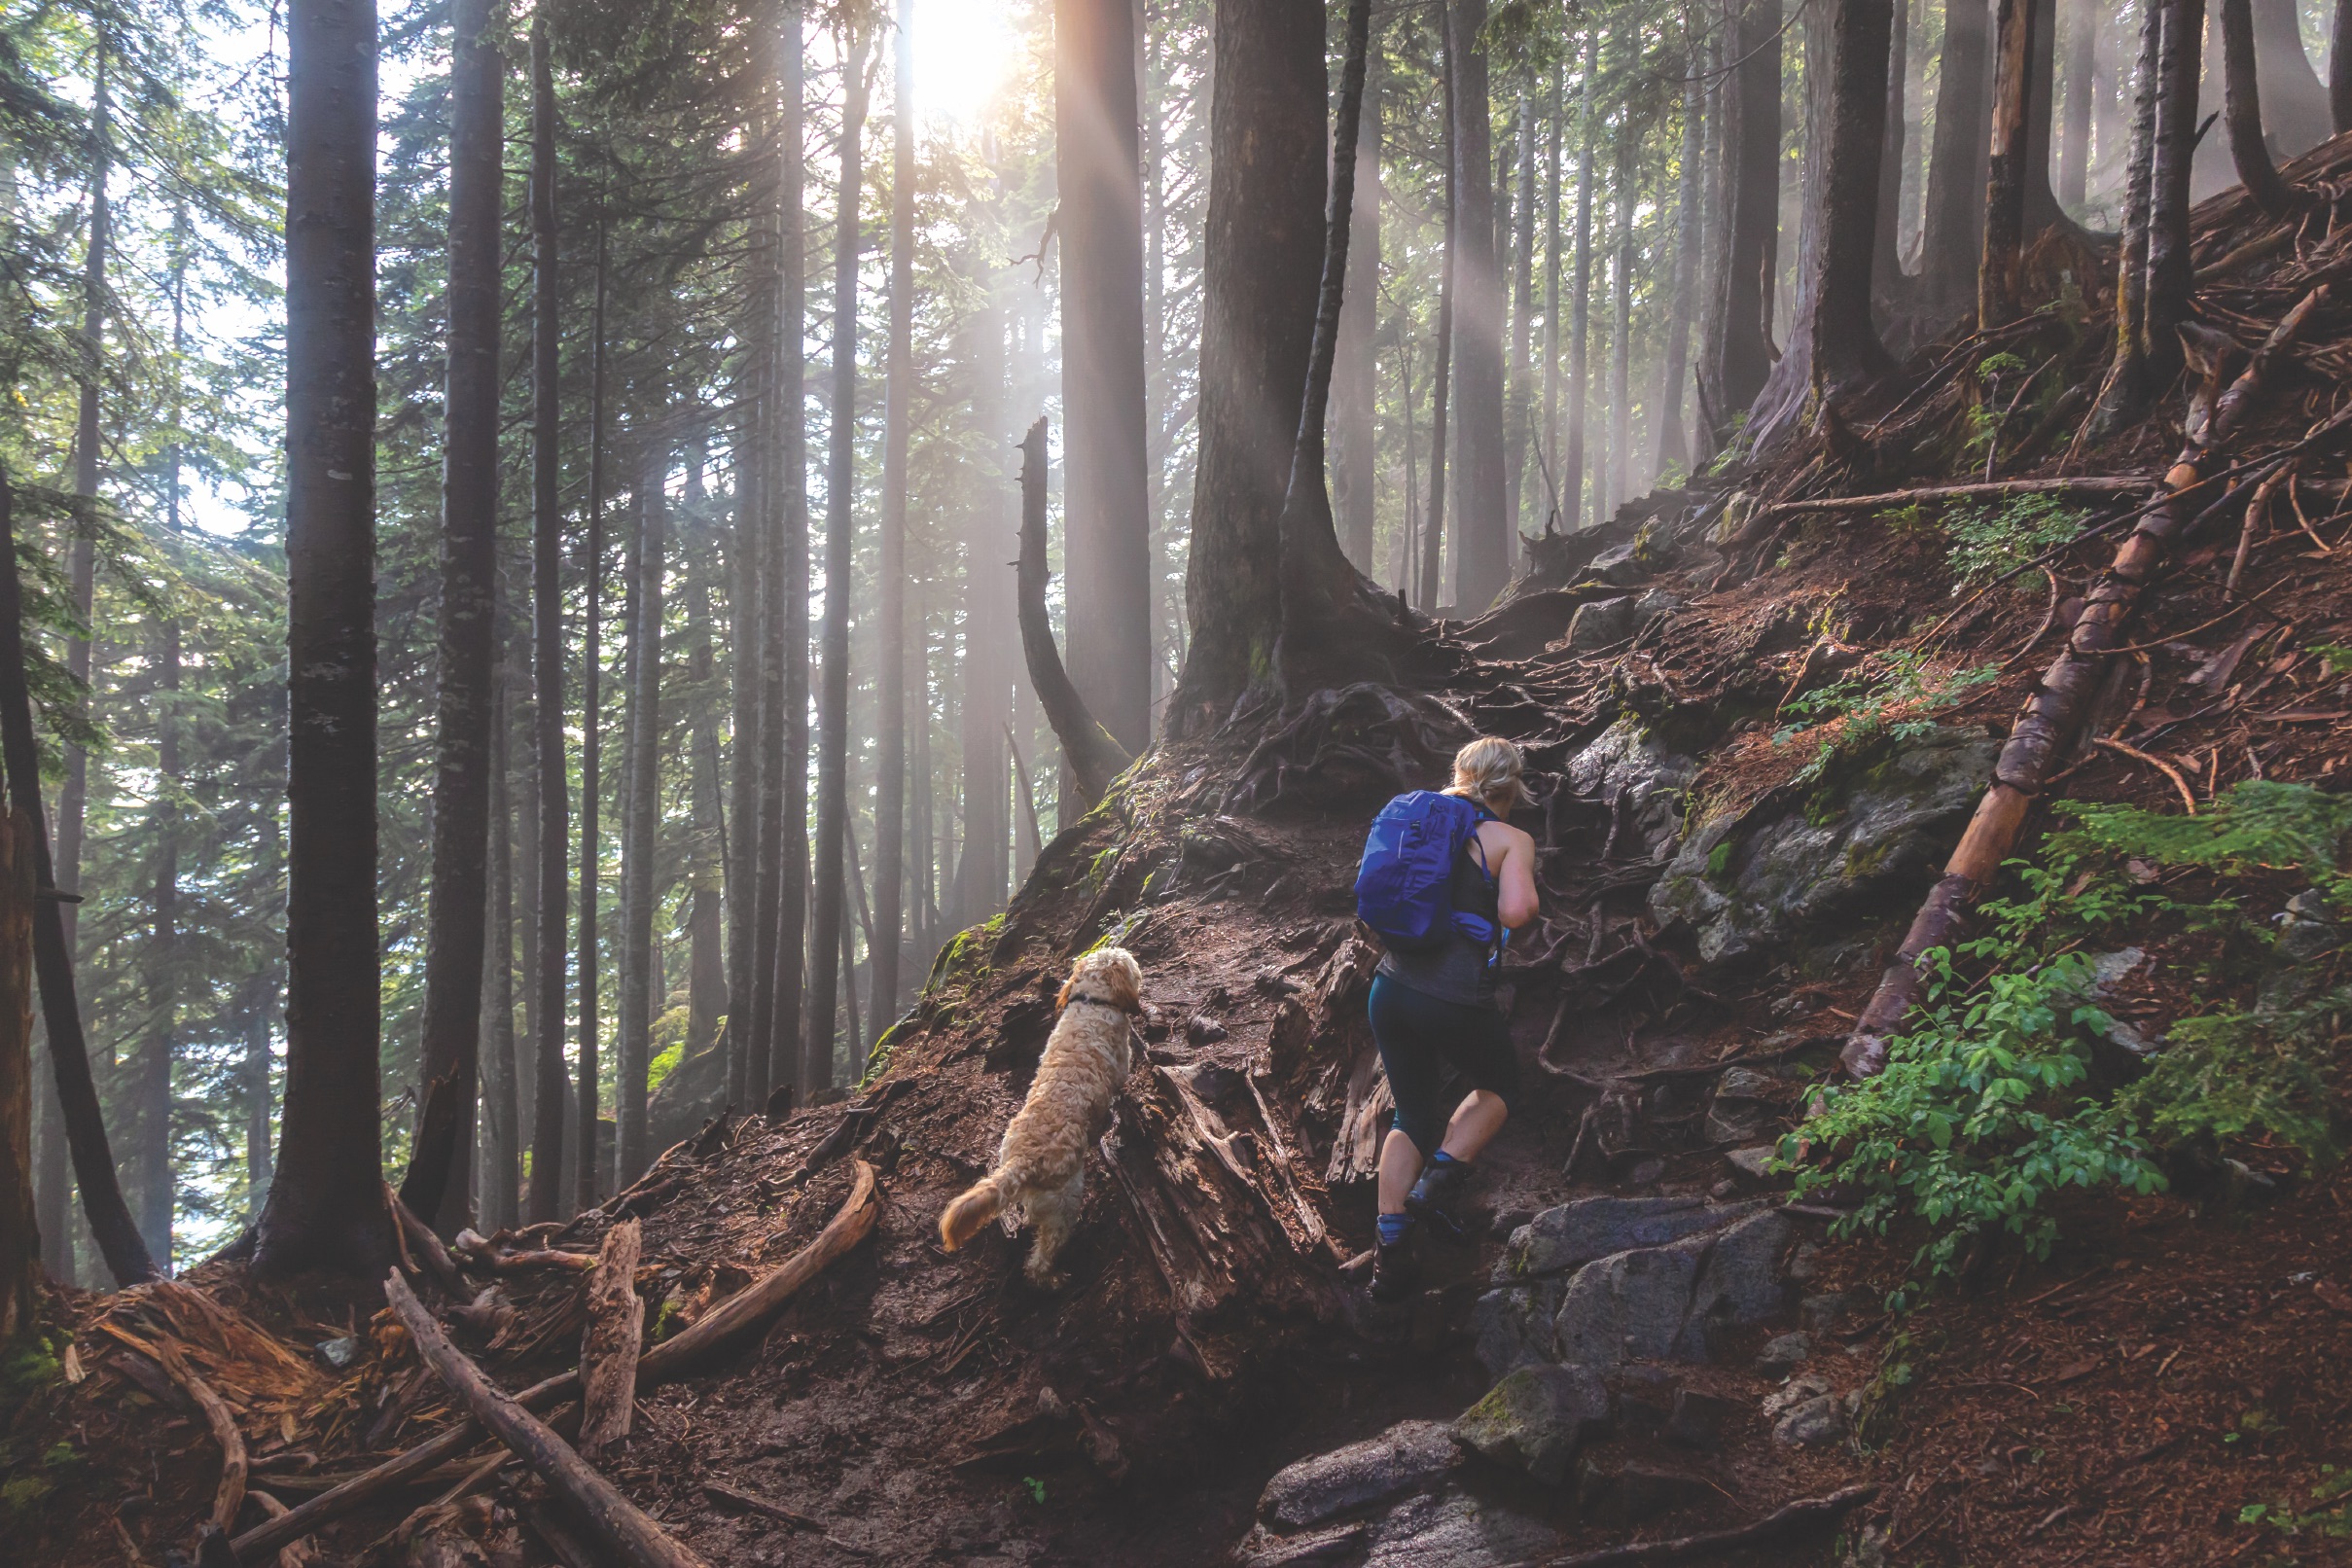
[1515,1483,1878,1566]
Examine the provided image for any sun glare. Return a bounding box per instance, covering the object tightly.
[906,0,1020,128]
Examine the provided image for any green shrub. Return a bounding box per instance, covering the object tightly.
[1942,492,2084,587]
[1775,650,2000,790]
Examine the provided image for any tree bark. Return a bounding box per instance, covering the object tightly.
[1920,0,1993,317]
[2250,0,2330,155]
[681,474,727,1072]
[617,450,662,1185]
[257,0,388,1278]
[805,23,870,1095]
[133,615,180,1267]
[2089,0,2162,437]
[0,475,153,1285]
[1872,0,1910,298]
[2057,0,2094,207]
[1419,1,1458,609]
[1566,29,1596,526]
[1056,0,1155,758]
[577,1219,642,1455]
[873,0,915,1031]
[766,0,812,1105]
[1656,56,1703,480]
[1448,0,1506,612]
[953,289,1014,932]
[57,43,106,1054]
[527,19,569,1226]
[1332,33,1382,573]
[0,810,33,1336]
[481,682,518,1231]
[737,23,779,1110]
[1980,0,2040,327]
[1166,0,1323,728]
[2145,0,2202,383]
[1808,0,1899,393]
[1541,58,1564,512]
[1507,84,1537,543]
[1017,421,1134,806]
[2334,0,2352,133]
[1713,0,1783,432]
[1607,40,1633,509]
[576,220,610,1211]
[2222,0,2300,217]
[405,0,503,1229]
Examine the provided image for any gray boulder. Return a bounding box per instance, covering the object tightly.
[1470,1278,1566,1376]
[1566,595,1637,650]
[1756,1332,1813,1375]
[1258,1420,1463,1531]
[1552,1239,1708,1368]
[1682,1210,1798,1351]
[1563,717,1700,860]
[1231,1523,1368,1568]
[1772,1394,1844,1447]
[1649,725,2001,976]
[1360,1488,1559,1568]
[1453,1365,1612,1485]
[1494,1194,1763,1282]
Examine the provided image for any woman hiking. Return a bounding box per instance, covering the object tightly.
[1353,736,1539,1302]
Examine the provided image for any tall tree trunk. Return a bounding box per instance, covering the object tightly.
[805,22,870,1095]
[724,404,762,1107]
[1607,41,1634,509]
[769,1,810,1104]
[526,21,568,1224]
[1507,85,1537,545]
[1656,55,1702,479]
[2057,0,2094,206]
[1712,0,1782,438]
[404,0,503,1228]
[57,42,107,1028]
[1418,1,1457,609]
[2250,0,2330,154]
[1166,0,1324,727]
[0,474,153,1285]
[1980,0,2040,327]
[481,683,518,1230]
[1056,0,1154,757]
[2334,0,2352,133]
[242,975,273,1222]
[682,466,727,1070]
[1920,0,1993,316]
[2145,0,2202,380]
[1541,58,1563,517]
[739,21,779,1109]
[2222,0,2300,216]
[1566,29,1596,524]
[1798,0,1898,399]
[617,445,662,1184]
[954,293,1013,931]
[133,616,180,1269]
[256,0,388,1278]
[1447,0,1505,612]
[873,0,915,1031]
[0,809,31,1336]
[575,224,609,1211]
[2089,0,2161,435]
[513,611,543,1179]
[1331,34,1382,573]
[1872,0,1909,297]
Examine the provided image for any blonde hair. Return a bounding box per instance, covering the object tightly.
[1445,735,1528,815]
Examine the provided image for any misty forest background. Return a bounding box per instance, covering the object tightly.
[2,0,2319,1281]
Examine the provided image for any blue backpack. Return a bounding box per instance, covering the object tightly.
[1355,791,1495,951]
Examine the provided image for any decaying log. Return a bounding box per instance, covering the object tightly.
[450,1233,598,1275]
[96,1321,246,1534]
[231,1162,879,1563]
[1843,287,2336,1077]
[1099,1070,1340,1380]
[1759,477,2148,521]
[383,1269,708,1568]
[1521,1483,1878,1566]
[577,1219,643,1454]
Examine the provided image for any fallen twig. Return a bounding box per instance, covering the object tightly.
[96,1321,247,1534]
[2092,737,2199,812]
[1759,478,2147,521]
[231,1161,880,1562]
[1517,1483,1878,1566]
[384,1269,708,1568]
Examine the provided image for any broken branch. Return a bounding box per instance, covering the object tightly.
[1521,1483,1878,1566]
[1759,478,2147,522]
[578,1219,643,1455]
[383,1269,708,1568]
[95,1321,246,1534]
[2092,737,2200,812]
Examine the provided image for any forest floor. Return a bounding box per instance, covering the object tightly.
[13,153,2352,1568]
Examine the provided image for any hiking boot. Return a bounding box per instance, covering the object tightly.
[1369,1232,1420,1303]
[1406,1158,1475,1241]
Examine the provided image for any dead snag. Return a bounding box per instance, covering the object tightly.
[95,1322,246,1534]
[1015,418,1132,806]
[232,1162,879,1563]
[1842,288,2334,1078]
[1525,1483,1878,1566]
[578,1218,643,1454]
[383,1269,708,1568]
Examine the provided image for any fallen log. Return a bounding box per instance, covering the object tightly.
[1757,477,2149,521]
[578,1219,643,1454]
[1518,1483,1878,1566]
[383,1269,708,1568]
[230,1161,879,1562]
[97,1321,247,1535]
[1842,289,2338,1077]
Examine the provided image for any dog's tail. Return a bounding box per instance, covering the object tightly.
[939,1174,1006,1253]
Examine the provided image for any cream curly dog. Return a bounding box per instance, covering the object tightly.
[939,946,1144,1286]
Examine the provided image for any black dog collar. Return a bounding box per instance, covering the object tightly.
[1063,987,1139,1015]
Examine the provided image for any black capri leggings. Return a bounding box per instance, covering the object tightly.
[1367,973,1519,1158]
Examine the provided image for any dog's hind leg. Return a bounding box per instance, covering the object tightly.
[1022,1171,1086,1289]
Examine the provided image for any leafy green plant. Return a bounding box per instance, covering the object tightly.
[2239,1465,2352,1539]
[1942,492,2085,586]
[2311,644,2352,675]
[1775,650,2000,789]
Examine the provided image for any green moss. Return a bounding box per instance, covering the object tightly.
[646,1041,684,1094]
[1,1475,52,1516]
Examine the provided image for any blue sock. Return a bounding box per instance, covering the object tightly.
[1431,1149,1466,1169]
[1376,1212,1412,1247]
